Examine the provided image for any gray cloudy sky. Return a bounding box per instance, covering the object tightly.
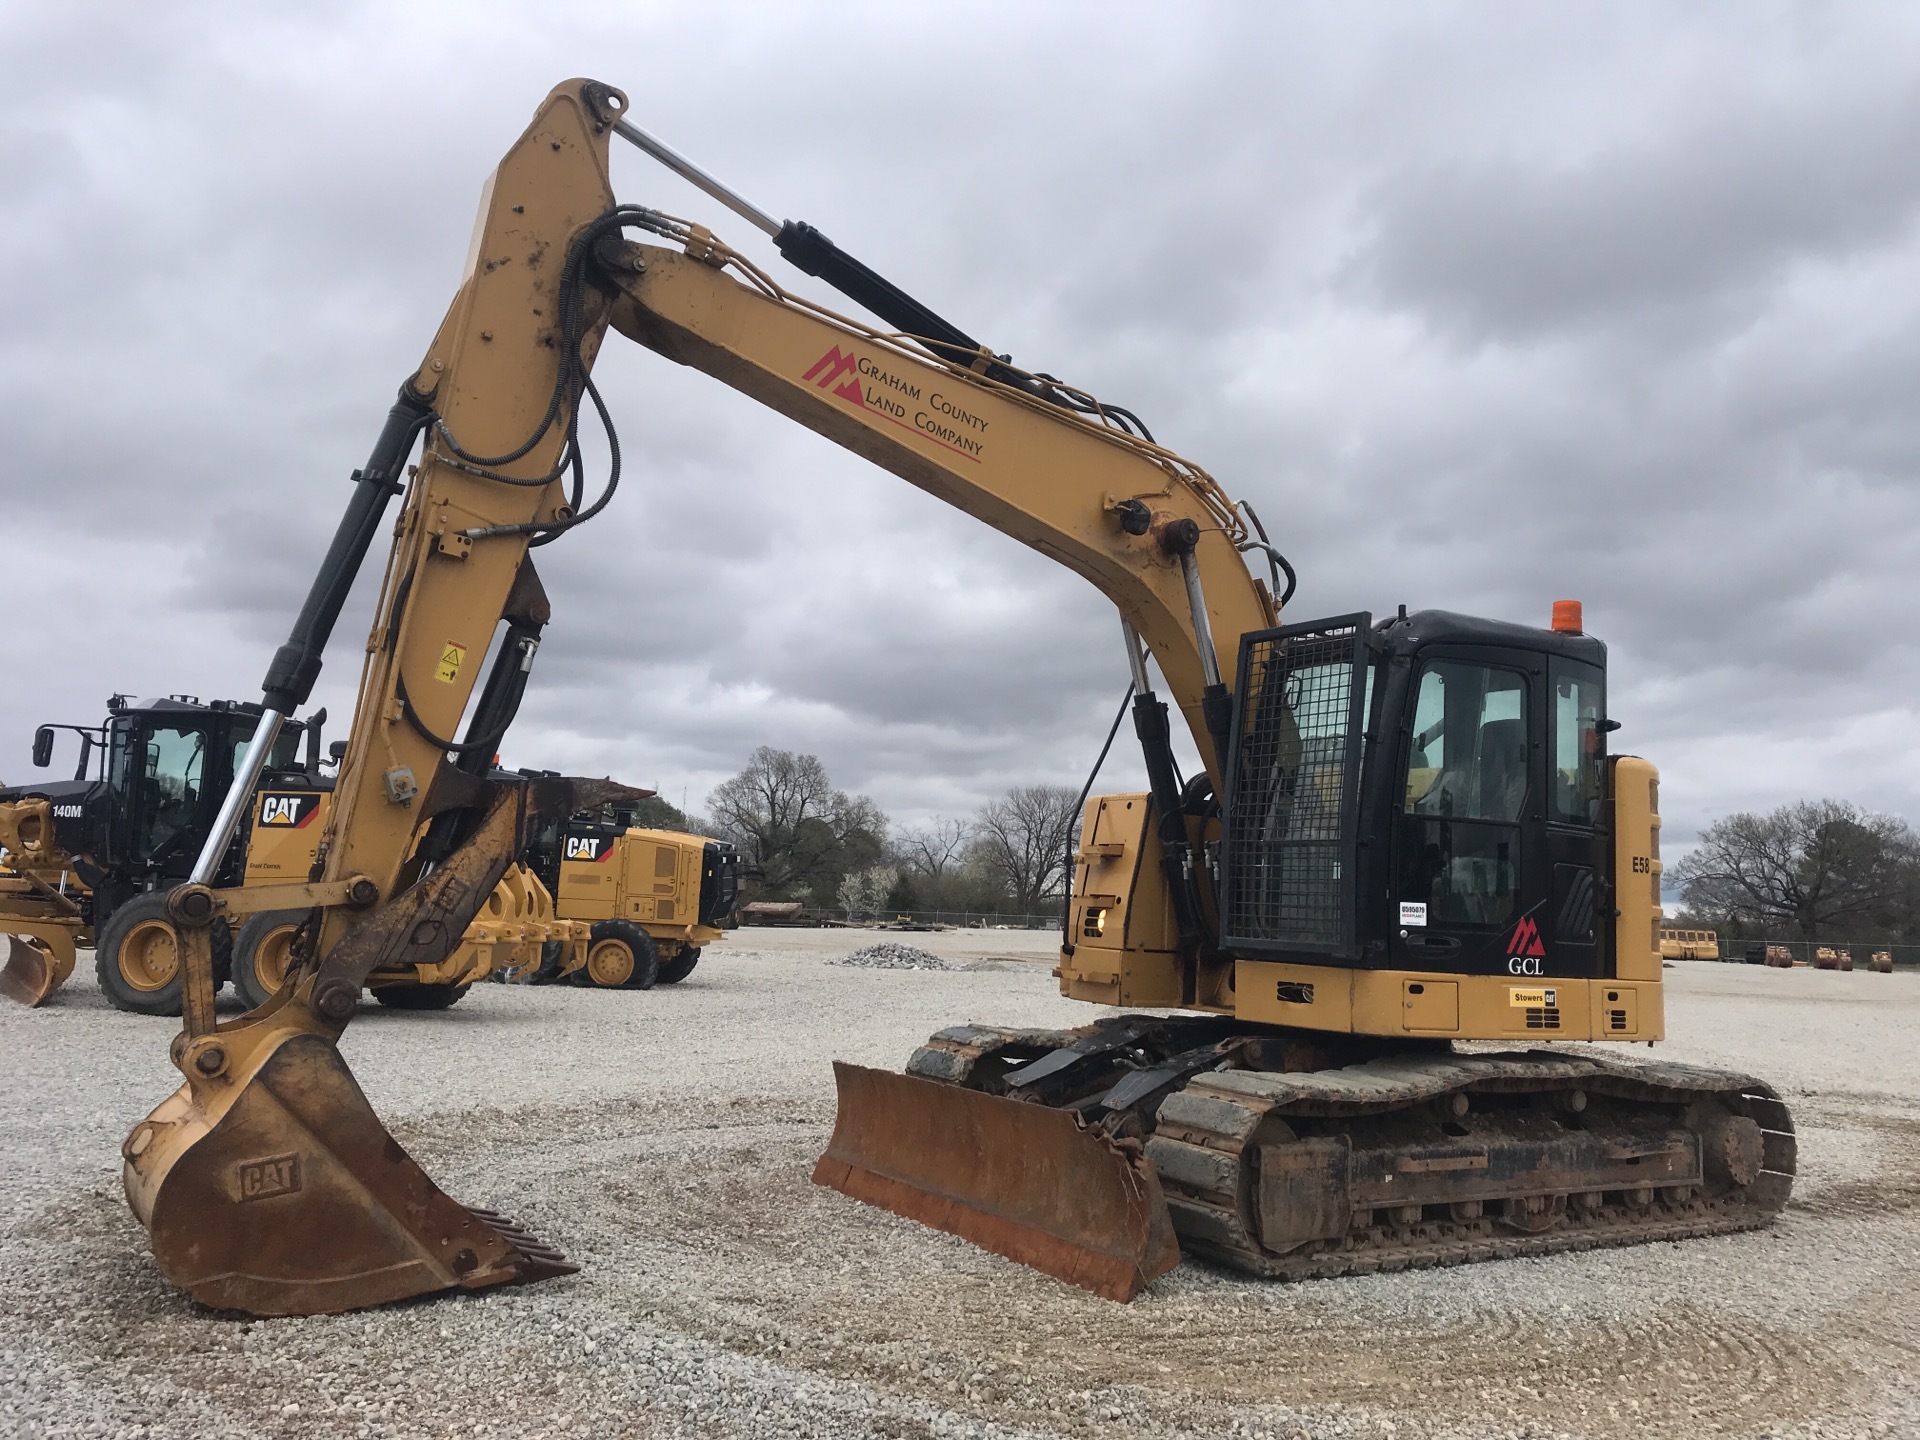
[4,1,1918,851]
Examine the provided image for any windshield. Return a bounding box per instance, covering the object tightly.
[1398,660,1529,929]
[117,723,209,861]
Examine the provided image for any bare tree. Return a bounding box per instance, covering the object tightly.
[1670,799,1920,941]
[707,747,888,901]
[895,816,971,881]
[970,784,1082,913]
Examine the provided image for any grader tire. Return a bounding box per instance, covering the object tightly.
[231,909,310,1011]
[655,946,701,985]
[94,891,232,1017]
[580,919,658,990]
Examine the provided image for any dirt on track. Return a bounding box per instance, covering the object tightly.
[3,930,1918,1439]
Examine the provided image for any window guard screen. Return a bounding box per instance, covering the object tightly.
[1220,614,1372,958]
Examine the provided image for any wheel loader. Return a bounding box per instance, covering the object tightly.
[113,81,1793,1318]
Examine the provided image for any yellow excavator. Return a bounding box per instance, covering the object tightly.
[117,80,1794,1317]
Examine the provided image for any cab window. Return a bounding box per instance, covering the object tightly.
[1399,661,1529,928]
[229,720,302,776]
[136,725,208,859]
[1549,658,1604,826]
[1404,662,1528,823]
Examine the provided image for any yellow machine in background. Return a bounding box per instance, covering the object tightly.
[1659,927,1720,961]
[0,698,328,1012]
[539,811,737,988]
[113,81,1794,1318]
[227,787,736,1006]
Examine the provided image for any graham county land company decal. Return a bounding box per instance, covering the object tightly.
[802,346,988,462]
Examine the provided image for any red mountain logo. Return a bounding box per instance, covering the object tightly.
[1507,916,1546,958]
[803,346,865,404]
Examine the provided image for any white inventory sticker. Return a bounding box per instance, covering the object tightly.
[1398,901,1429,927]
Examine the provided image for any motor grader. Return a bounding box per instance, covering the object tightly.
[0,694,328,1010]
[1,696,731,1010]
[114,80,1794,1317]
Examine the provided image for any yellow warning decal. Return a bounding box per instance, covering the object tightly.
[1508,987,1550,1008]
[434,641,467,684]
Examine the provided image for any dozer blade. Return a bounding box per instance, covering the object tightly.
[0,935,72,1008]
[812,1062,1180,1301]
[123,1030,574,1317]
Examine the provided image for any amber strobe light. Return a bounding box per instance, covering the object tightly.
[1551,599,1584,634]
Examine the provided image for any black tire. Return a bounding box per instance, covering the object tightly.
[371,981,469,1010]
[94,890,232,1017]
[579,919,658,990]
[655,946,700,985]
[231,909,311,1010]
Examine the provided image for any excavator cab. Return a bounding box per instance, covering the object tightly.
[1220,607,1614,991]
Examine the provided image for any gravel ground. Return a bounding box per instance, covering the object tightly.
[3,935,1918,1440]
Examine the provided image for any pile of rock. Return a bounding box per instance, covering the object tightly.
[835,943,954,971]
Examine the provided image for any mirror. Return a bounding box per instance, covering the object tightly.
[31,726,54,768]
[304,706,329,774]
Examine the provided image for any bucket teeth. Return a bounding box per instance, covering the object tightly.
[466,1209,578,1277]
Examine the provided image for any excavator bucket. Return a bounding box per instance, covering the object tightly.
[812,1062,1181,1301]
[0,934,74,1007]
[124,1028,574,1316]
[120,773,639,1316]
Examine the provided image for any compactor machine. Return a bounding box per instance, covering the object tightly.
[116,81,1793,1317]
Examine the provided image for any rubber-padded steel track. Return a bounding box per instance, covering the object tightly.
[906,1025,1796,1284]
[1149,1050,1794,1279]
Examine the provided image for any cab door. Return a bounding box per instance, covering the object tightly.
[1540,655,1608,979]
[1389,648,1552,978]
[114,719,213,880]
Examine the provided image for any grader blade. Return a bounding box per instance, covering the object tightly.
[812,1062,1180,1301]
[0,935,73,1007]
[123,1030,573,1317]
